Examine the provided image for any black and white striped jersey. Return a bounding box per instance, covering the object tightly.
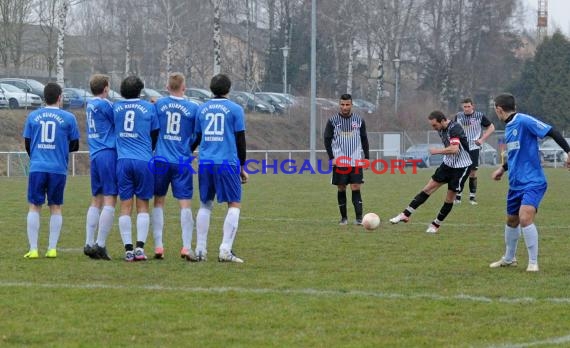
[454,111,492,150]
[324,113,370,166]
[438,120,472,168]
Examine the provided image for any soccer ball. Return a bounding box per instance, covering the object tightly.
[362,213,381,231]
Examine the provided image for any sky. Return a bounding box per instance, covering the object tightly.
[524,0,570,36]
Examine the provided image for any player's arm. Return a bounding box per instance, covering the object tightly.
[324,120,334,160]
[360,120,370,159]
[190,133,201,153]
[476,115,495,145]
[235,130,248,183]
[432,140,459,155]
[69,139,79,153]
[25,137,31,156]
[151,129,159,150]
[545,128,570,168]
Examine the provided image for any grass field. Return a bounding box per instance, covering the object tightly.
[1,167,570,347]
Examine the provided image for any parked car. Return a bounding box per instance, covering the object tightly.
[185,87,212,102]
[352,98,376,114]
[0,90,8,108]
[140,88,163,103]
[402,143,444,168]
[229,91,275,114]
[539,138,570,163]
[0,83,42,109]
[63,88,93,109]
[255,92,287,114]
[479,142,498,165]
[0,78,45,100]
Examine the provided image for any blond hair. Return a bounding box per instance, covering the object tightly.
[89,74,110,95]
[168,72,185,92]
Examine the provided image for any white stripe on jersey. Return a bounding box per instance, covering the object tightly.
[328,113,364,166]
[439,121,472,168]
[455,111,488,150]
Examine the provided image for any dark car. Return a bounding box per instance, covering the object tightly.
[63,88,93,109]
[402,143,444,168]
[186,87,212,102]
[229,91,275,114]
[255,93,286,114]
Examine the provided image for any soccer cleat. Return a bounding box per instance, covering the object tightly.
[425,224,439,234]
[469,198,478,205]
[94,244,111,260]
[338,218,348,225]
[154,247,164,260]
[196,250,207,262]
[389,213,409,224]
[45,249,57,258]
[24,250,39,259]
[124,250,135,262]
[218,249,244,263]
[354,218,363,225]
[84,245,100,259]
[453,199,462,205]
[526,263,539,272]
[489,257,518,268]
[134,247,147,261]
[180,247,198,262]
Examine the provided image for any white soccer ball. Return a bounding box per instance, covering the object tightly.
[362,213,381,231]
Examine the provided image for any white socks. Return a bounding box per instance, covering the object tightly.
[136,213,150,245]
[522,224,539,265]
[504,224,520,262]
[119,215,132,246]
[195,203,212,253]
[220,207,240,252]
[85,206,100,246]
[26,211,40,250]
[96,206,115,247]
[152,207,164,248]
[119,213,150,247]
[48,214,63,250]
[181,208,194,249]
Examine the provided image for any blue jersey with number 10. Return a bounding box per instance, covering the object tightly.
[23,106,80,175]
[195,98,245,165]
[505,113,551,190]
[113,98,159,162]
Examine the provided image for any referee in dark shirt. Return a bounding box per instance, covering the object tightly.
[324,94,370,225]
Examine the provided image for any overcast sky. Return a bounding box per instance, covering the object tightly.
[524,0,570,35]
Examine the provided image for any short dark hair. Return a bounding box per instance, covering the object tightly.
[120,75,144,99]
[89,74,109,95]
[428,110,447,122]
[44,83,62,105]
[461,97,473,104]
[340,93,352,101]
[494,93,516,112]
[210,74,231,96]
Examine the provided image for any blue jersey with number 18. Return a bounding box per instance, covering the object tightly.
[23,106,80,175]
[195,98,245,165]
[113,98,159,162]
[154,96,199,164]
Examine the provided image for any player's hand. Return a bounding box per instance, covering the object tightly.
[240,169,249,184]
[491,167,504,181]
[475,139,483,146]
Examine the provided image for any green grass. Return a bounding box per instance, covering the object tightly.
[1,168,570,347]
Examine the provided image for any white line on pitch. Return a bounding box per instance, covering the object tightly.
[2,281,570,305]
[487,333,570,348]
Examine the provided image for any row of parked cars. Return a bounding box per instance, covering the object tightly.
[402,142,499,168]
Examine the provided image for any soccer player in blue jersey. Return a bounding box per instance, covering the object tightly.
[22,83,80,259]
[490,93,570,272]
[114,76,160,262]
[151,72,200,261]
[194,74,248,263]
[83,74,116,260]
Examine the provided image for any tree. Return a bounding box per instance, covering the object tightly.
[56,0,69,86]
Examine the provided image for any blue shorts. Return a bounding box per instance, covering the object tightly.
[154,161,194,199]
[506,184,547,216]
[27,172,67,206]
[117,159,154,200]
[198,164,241,203]
[90,149,118,196]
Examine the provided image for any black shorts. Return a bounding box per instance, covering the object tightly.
[468,149,480,170]
[432,164,470,193]
[331,166,364,186]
